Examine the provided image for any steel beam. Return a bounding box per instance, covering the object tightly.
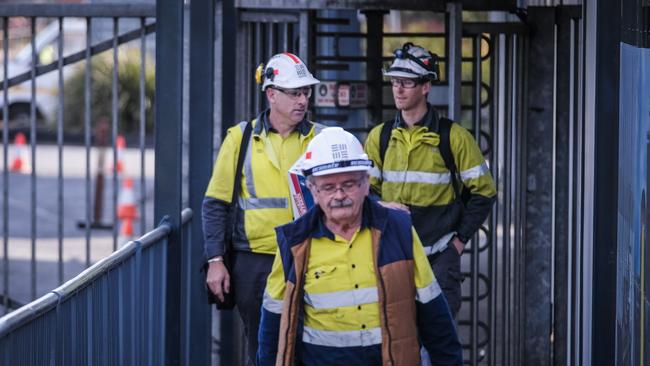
[219,1,238,365]
[446,2,462,120]
[0,4,155,17]
[362,10,384,124]
[188,1,216,365]
[590,0,619,363]
[154,1,184,365]
[523,8,555,365]
[235,0,515,11]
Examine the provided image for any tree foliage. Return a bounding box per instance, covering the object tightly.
[63,50,155,135]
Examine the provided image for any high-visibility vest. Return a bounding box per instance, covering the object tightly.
[204,113,325,254]
[364,107,496,247]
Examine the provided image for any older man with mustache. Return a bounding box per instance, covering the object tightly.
[257,127,462,366]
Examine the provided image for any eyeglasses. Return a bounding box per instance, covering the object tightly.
[313,178,363,196]
[390,78,422,89]
[272,86,312,99]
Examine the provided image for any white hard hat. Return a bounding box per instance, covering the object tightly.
[256,52,320,91]
[383,42,439,81]
[291,127,373,177]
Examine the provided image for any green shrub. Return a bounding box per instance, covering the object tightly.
[63,50,155,135]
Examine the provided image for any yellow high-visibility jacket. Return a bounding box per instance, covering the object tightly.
[258,199,462,365]
[364,106,496,252]
[202,110,325,258]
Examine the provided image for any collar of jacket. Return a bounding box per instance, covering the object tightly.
[252,109,314,138]
[392,103,440,132]
[276,197,387,251]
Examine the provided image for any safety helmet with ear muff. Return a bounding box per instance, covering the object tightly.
[255,52,320,91]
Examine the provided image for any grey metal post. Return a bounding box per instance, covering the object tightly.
[2,17,8,314]
[155,1,184,365]
[57,17,64,286]
[471,35,481,365]
[298,10,310,65]
[112,17,119,251]
[84,17,93,268]
[219,1,237,365]
[139,17,147,236]
[590,0,619,363]
[362,10,384,125]
[550,7,581,365]
[188,0,215,364]
[446,2,462,120]
[29,17,37,300]
[523,8,558,365]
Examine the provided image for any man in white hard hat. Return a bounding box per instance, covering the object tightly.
[257,127,462,365]
[365,43,497,318]
[203,52,324,365]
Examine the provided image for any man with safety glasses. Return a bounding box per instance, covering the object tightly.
[257,127,462,365]
[203,52,324,365]
[364,43,497,319]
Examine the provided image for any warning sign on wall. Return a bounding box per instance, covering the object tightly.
[314,81,367,108]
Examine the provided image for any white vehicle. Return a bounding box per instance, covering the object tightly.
[1,18,86,129]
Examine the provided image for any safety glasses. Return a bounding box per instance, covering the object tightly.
[272,86,312,99]
[313,178,364,196]
[390,78,424,89]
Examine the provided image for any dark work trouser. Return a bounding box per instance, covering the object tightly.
[428,241,463,318]
[231,251,275,366]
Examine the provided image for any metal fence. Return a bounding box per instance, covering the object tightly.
[0,207,191,365]
[0,4,156,311]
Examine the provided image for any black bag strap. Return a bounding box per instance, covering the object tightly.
[438,117,462,200]
[379,121,393,165]
[226,121,253,248]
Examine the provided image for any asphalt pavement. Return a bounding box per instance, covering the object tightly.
[0,144,155,312]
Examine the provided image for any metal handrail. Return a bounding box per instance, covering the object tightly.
[0,208,192,337]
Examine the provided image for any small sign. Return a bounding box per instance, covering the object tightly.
[348,83,367,108]
[314,81,368,108]
[337,84,350,107]
[315,82,337,107]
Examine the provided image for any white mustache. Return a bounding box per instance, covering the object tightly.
[329,198,353,208]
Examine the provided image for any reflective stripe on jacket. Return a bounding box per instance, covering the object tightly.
[257,198,463,365]
[203,110,325,257]
[364,105,496,246]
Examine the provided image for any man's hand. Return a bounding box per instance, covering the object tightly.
[206,259,230,302]
[378,200,410,213]
[451,236,465,255]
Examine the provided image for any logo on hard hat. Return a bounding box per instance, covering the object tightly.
[295,64,307,78]
[331,144,349,160]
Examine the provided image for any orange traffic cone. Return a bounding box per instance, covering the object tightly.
[117,178,138,242]
[10,132,30,174]
[115,135,126,175]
